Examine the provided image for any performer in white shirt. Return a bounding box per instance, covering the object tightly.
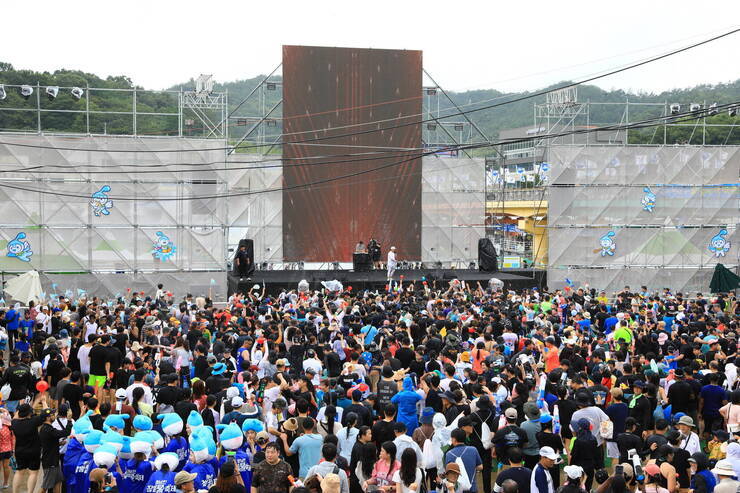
[387,246,398,280]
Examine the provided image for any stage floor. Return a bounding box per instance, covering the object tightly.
[228,268,543,294]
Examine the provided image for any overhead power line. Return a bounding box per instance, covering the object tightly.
[0,27,736,154]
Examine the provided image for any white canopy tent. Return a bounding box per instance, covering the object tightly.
[3,270,43,305]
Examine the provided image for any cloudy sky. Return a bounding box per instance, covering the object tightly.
[2,1,738,94]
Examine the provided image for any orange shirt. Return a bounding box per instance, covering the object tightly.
[544,346,560,372]
[472,349,490,373]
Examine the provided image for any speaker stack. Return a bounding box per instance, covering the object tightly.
[478,238,498,272]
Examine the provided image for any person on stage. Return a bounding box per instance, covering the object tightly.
[387,246,398,280]
[234,244,253,280]
[368,238,381,269]
[355,241,368,254]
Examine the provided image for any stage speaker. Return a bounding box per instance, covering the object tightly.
[478,238,498,272]
[234,239,255,277]
[353,253,372,272]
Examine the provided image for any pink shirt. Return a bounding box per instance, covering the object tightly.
[372,459,400,487]
[720,402,740,426]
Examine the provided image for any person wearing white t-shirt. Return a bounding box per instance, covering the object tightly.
[387,246,398,280]
[36,307,52,334]
[84,317,99,342]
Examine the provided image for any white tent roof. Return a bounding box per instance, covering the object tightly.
[4,270,43,305]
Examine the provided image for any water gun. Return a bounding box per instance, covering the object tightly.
[553,404,561,434]
[536,373,547,412]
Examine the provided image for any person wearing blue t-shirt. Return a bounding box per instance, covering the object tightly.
[700,373,727,434]
[360,324,378,346]
[163,435,189,472]
[72,451,95,493]
[282,417,323,478]
[183,459,216,491]
[144,454,179,493]
[122,456,155,493]
[4,306,19,349]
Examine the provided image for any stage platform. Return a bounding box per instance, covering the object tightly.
[228,268,544,295]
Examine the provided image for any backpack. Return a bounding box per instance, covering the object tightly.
[420,427,436,469]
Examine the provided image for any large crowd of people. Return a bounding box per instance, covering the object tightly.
[0,280,737,493]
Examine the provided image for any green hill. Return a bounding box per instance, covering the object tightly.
[1,61,738,148]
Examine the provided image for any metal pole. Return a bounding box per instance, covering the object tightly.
[178,88,183,138]
[664,101,667,145]
[133,88,137,136]
[86,84,90,134]
[36,82,41,134]
[625,98,629,144]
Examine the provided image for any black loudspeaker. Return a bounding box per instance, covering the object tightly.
[353,253,372,272]
[234,239,255,277]
[478,238,498,272]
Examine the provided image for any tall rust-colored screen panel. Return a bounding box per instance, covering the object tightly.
[282,45,422,262]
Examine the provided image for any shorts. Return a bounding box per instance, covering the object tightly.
[15,452,40,471]
[88,374,106,387]
[606,441,620,459]
[41,466,62,489]
[0,452,11,460]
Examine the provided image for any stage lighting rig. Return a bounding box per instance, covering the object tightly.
[46,86,59,101]
[689,103,702,112]
[730,106,738,117]
[20,85,33,100]
[707,102,718,116]
[0,85,6,100]
[669,104,680,115]
[71,87,84,100]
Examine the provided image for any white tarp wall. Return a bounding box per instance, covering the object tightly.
[421,155,486,267]
[225,154,283,264]
[0,135,232,297]
[547,145,739,293]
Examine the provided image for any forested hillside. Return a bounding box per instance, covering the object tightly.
[1,62,737,146]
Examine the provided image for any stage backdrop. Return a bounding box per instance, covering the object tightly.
[282,45,422,262]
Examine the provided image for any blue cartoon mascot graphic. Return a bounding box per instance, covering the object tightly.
[151,231,176,261]
[641,186,656,212]
[598,231,616,257]
[6,232,33,262]
[708,229,731,257]
[90,185,113,216]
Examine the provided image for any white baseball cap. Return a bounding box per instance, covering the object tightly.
[115,388,127,400]
[539,446,561,462]
[231,396,244,408]
[564,465,584,479]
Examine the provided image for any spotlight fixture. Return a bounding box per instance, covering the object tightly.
[669,103,680,115]
[426,88,437,96]
[71,87,84,100]
[707,102,718,116]
[20,85,33,100]
[453,123,464,131]
[0,85,5,100]
[266,82,277,90]
[730,106,738,117]
[45,86,59,101]
[689,103,702,112]
[426,123,437,131]
[468,261,476,270]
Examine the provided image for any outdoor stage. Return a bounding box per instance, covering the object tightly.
[228,268,544,295]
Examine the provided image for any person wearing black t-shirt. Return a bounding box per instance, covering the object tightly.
[394,338,415,369]
[62,371,85,419]
[88,335,113,402]
[493,448,532,493]
[666,370,694,415]
[371,404,397,451]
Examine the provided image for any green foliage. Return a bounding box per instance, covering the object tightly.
[1,61,737,147]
